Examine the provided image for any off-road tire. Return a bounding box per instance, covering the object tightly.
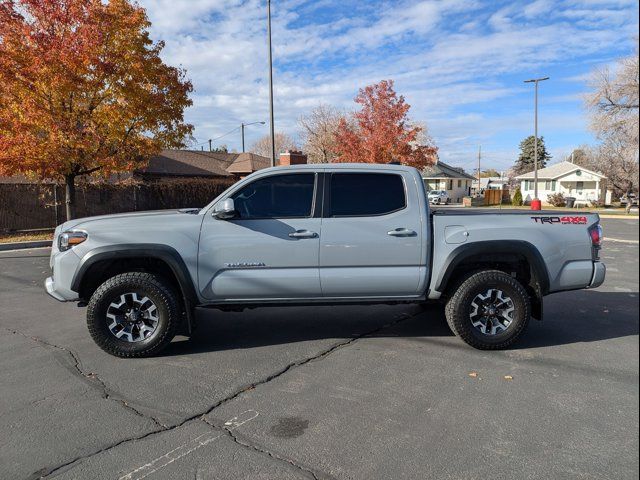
[87,272,180,358]
[445,270,530,350]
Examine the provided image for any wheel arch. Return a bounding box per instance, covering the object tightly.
[71,244,199,317]
[435,240,549,320]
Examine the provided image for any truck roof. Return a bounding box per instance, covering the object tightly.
[259,163,421,174]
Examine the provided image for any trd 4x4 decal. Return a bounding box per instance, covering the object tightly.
[532,216,588,225]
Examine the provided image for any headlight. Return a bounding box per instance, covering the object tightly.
[58,231,88,251]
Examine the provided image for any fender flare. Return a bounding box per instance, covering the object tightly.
[70,243,199,307]
[434,240,550,296]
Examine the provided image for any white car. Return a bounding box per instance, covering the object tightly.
[428,190,450,205]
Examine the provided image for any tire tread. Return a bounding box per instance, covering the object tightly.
[445,270,530,350]
[86,272,179,358]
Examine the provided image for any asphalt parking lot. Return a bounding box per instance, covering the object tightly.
[1,218,638,480]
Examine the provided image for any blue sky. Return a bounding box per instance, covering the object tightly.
[139,0,638,173]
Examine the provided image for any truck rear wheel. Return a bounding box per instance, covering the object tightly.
[86,272,180,358]
[445,270,530,349]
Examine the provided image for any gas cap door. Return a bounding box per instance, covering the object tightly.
[444,225,469,244]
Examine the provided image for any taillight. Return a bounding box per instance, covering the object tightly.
[590,224,603,246]
[589,223,603,260]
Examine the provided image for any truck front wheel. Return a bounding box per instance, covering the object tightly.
[445,270,530,349]
[86,272,180,358]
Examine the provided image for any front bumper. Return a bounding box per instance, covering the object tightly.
[45,277,66,301]
[44,246,82,302]
[589,262,606,289]
[45,276,79,302]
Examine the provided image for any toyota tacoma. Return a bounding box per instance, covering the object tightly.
[45,164,606,357]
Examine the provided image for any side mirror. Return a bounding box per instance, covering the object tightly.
[213,198,237,220]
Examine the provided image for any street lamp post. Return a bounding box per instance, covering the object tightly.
[524,76,549,211]
[241,121,266,153]
[267,0,276,167]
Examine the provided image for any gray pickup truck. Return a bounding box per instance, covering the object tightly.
[45,164,606,357]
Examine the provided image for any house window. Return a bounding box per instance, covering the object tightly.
[457,180,462,188]
[577,181,584,192]
[524,180,531,190]
[448,180,453,190]
[544,180,557,190]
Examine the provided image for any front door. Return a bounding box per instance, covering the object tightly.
[319,170,425,298]
[198,172,321,301]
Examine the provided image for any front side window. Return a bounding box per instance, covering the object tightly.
[329,173,406,217]
[231,173,315,219]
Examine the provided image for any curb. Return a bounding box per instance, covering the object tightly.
[0,240,52,251]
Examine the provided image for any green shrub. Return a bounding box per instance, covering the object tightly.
[512,187,523,206]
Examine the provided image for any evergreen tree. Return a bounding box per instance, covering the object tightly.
[513,136,551,175]
[512,187,523,206]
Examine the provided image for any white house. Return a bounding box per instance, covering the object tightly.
[422,161,476,203]
[515,161,611,205]
[473,176,510,195]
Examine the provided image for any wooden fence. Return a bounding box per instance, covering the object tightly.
[0,178,236,232]
[482,189,510,205]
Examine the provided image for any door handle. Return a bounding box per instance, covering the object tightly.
[288,230,318,239]
[387,228,416,237]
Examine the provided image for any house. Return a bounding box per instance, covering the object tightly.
[0,149,305,185]
[479,176,510,191]
[135,150,273,181]
[421,160,476,203]
[515,161,611,205]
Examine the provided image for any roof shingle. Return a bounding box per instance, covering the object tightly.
[421,161,476,180]
[515,161,606,180]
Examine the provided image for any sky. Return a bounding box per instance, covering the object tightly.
[139,0,639,173]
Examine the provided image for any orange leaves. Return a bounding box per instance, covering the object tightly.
[333,80,437,169]
[0,0,193,180]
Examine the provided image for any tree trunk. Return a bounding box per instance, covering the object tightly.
[64,173,76,221]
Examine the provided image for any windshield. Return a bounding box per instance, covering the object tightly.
[429,191,440,195]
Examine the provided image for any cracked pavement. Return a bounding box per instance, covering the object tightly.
[0,218,638,479]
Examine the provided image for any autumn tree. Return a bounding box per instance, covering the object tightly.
[298,104,342,163]
[333,80,437,168]
[250,132,298,159]
[480,169,501,178]
[0,0,193,220]
[584,46,639,194]
[513,136,551,175]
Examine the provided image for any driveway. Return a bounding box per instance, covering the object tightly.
[0,218,637,479]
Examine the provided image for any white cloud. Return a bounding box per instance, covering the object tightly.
[137,0,638,167]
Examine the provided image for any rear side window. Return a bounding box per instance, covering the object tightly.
[232,173,315,219]
[329,173,406,217]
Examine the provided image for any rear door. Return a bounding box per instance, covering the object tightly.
[319,170,424,298]
[198,172,322,301]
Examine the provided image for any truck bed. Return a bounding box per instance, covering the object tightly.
[427,208,601,299]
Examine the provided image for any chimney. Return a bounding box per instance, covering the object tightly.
[279,150,307,166]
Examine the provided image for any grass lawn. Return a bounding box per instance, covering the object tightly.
[475,204,638,215]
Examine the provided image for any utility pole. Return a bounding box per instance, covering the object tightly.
[241,121,266,153]
[267,0,276,166]
[477,145,481,195]
[208,139,212,152]
[524,76,549,210]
